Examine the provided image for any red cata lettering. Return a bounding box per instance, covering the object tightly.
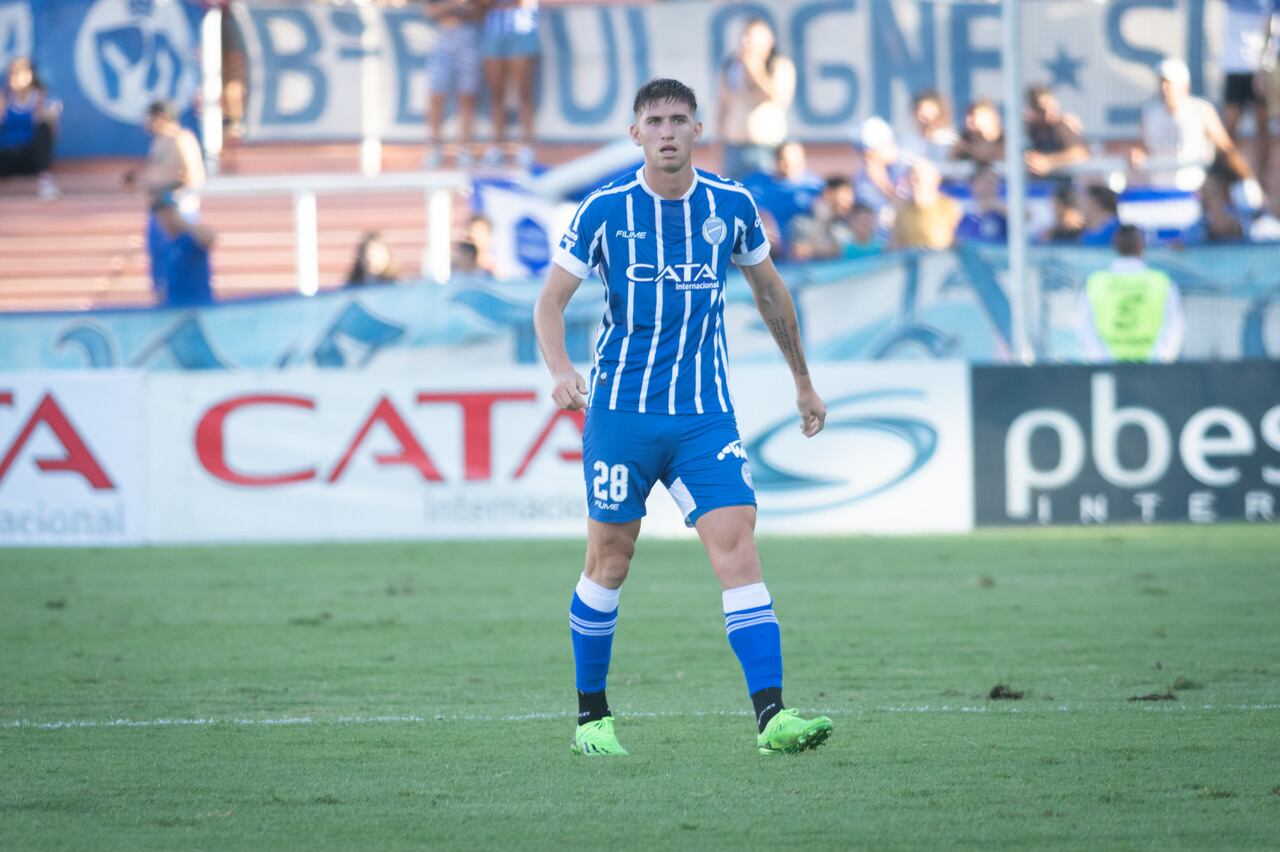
[328,396,443,483]
[0,392,115,490]
[195,394,318,485]
[513,408,585,479]
[417,391,537,481]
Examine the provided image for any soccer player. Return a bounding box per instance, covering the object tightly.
[532,79,832,756]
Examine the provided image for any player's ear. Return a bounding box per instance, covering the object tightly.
[694,121,703,143]
[629,124,641,146]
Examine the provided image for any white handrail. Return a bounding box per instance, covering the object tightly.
[200,171,469,295]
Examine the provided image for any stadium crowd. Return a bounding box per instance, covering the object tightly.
[1,1,1279,311]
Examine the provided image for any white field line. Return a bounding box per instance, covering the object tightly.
[4,704,1280,732]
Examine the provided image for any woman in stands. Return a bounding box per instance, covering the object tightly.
[346,232,401,287]
[717,18,795,180]
[482,0,540,170]
[0,58,61,199]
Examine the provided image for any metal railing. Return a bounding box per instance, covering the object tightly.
[199,171,469,296]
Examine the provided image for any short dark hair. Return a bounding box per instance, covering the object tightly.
[1026,84,1052,108]
[851,201,875,217]
[824,176,852,193]
[1114,224,1144,257]
[147,99,177,121]
[633,78,698,117]
[1086,185,1118,215]
[913,89,942,109]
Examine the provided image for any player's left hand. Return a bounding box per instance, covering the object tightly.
[796,387,826,437]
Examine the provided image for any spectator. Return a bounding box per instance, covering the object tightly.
[1078,225,1183,363]
[151,192,215,307]
[955,164,1008,244]
[221,12,247,139]
[452,239,484,277]
[1024,85,1089,178]
[1132,58,1237,190]
[892,158,962,250]
[1249,167,1280,240]
[345,231,401,287]
[1078,185,1120,246]
[125,100,206,297]
[788,176,855,261]
[1041,183,1086,242]
[716,18,795,179]
[853,116,908,229]
[482,0,540,170]
[952,98,1004,165]
[845,202,884,259]
[424,0,486,169]
[741,140,823,258]
[1179,169,1247,244]
[1219,0,1272,178]
[466,213,500,277]
[0,57,61,199]
[900,90,958,163]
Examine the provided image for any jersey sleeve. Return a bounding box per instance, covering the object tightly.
[552,195,604,280]
[731,193,772,266]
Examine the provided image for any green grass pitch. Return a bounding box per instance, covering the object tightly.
[2,526,1279,850]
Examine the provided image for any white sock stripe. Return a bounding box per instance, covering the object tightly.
[724,609,778,624]
[569,614,617,632]
[725,615,780,635]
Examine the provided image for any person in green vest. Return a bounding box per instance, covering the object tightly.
[1078,224,1184,362]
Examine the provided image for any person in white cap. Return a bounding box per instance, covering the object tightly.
[853,116,909,230]
[1131,57,1238,190]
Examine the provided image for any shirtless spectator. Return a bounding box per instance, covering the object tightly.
[124,100,206,296]
[900,90,958,163]
[1023,85,1088,178]
[952,98,1005,166]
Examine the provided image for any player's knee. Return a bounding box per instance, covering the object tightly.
[584,540,634,587]
[709,537,762,587]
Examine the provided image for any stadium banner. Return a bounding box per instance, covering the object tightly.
[0,371,147,546]
[2,0,205,158]
[229,0,1218,145]
[4,247,1278,373]
[972,362,1280,527]
[142,362,971,542]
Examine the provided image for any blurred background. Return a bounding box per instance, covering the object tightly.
[1,0,1277,545]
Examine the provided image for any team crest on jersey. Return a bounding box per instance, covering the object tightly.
[701,216,727,246]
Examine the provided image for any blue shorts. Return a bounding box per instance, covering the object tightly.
[582,406,757,525]
[484,30,539,58]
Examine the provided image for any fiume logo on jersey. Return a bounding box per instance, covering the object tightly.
[701,217,727,246]
[74,0,198,123]
[625,262,719,290]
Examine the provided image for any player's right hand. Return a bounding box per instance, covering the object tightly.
[551,370,588,411]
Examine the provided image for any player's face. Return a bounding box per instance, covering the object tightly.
[631,100,702,173]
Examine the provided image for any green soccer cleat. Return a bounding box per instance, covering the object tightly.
[571,716,629,755]
[756,708,833,755]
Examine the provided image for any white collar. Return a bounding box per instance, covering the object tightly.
[637,166,697,202]
[1110,257,1147,273]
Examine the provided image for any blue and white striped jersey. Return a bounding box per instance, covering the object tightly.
[552,167,771,415]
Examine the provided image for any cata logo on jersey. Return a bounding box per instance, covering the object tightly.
[624,262,719,289]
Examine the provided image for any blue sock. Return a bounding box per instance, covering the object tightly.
[570,573,620,723]
[724,583,783,721]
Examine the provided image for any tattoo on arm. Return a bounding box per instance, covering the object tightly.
[766,316,808,378]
